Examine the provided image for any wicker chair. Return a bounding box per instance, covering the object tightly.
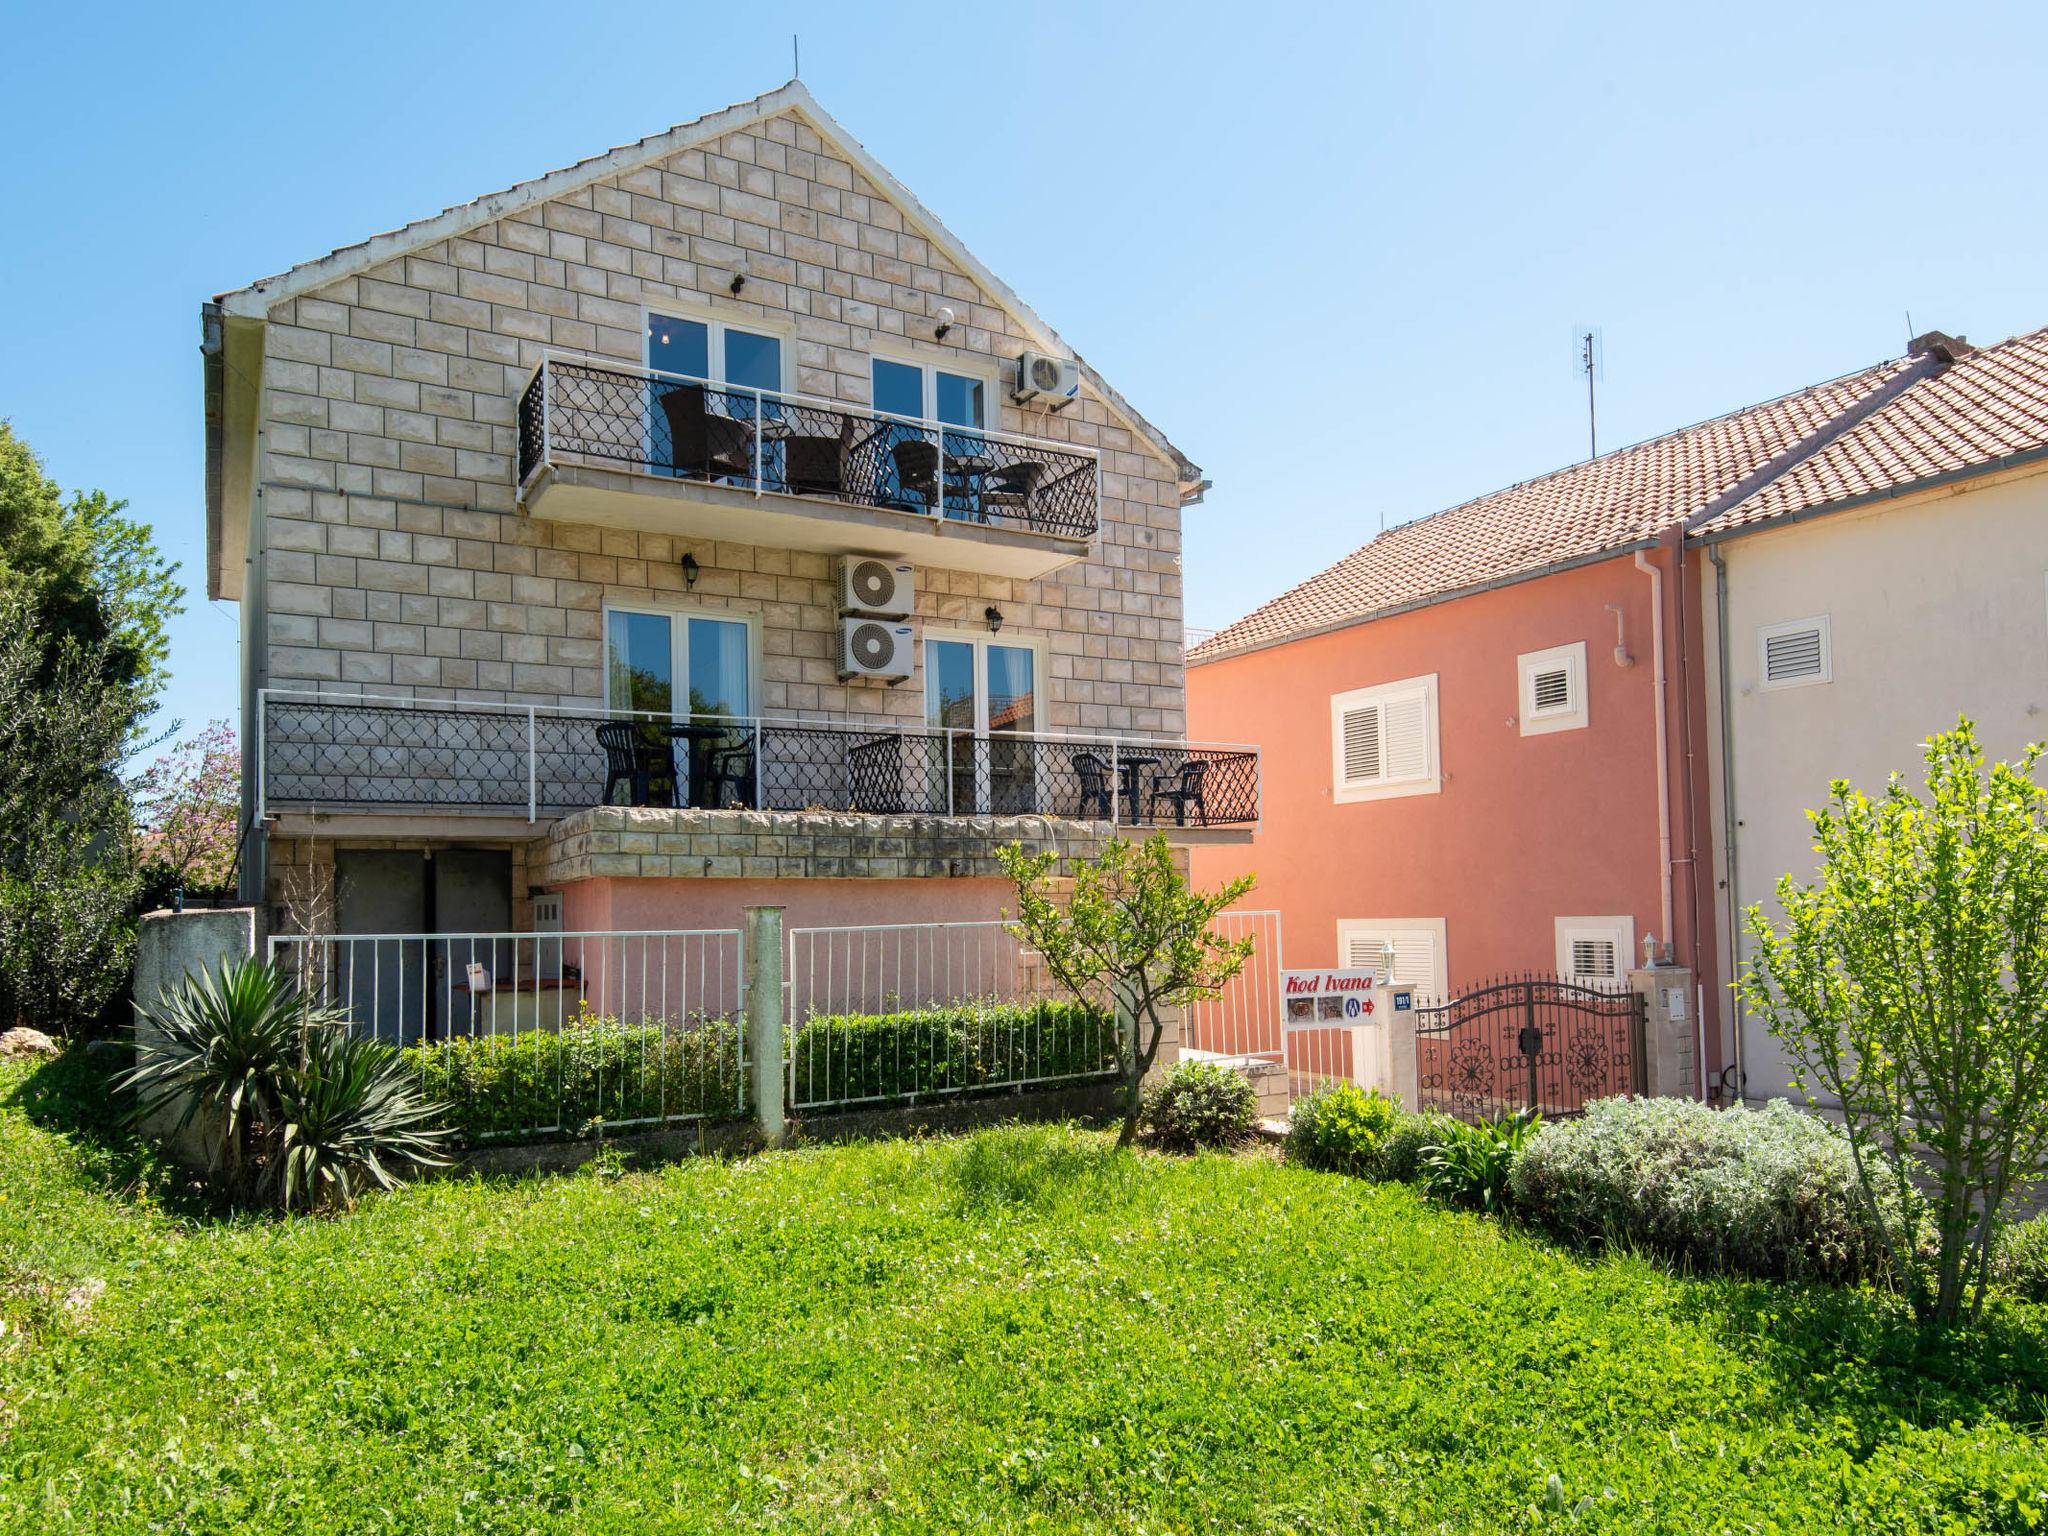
[658,385,750,480]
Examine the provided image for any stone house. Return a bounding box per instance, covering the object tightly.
[202,81,1255,1037]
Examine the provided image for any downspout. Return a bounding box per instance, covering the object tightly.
[1710,541,1742,1101]
[1633,548,1674,959]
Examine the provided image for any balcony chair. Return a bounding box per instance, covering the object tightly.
[658,384,751,481]
[980,459,1047,523]
[1146,759,1211,827]
[781,416,855,499]
[703,735,755,809]
[595,722,679,808]
[1071,751,1113,820]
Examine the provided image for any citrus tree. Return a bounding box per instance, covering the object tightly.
[998,833,1256,1147]
[1738,718,2048,1327]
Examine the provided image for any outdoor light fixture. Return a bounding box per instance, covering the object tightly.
[984,605,1003,633]
[681,553,700,588]
[934,306,956,340]
[729,257,748,296]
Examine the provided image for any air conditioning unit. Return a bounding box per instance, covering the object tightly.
[837,556,915,618]
[839,617,916,683]
[1012,350,1080,409]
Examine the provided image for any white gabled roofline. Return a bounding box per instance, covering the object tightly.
[214,80,1200,488]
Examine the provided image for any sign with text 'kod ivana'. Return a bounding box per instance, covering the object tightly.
[1281,968,1378,1026]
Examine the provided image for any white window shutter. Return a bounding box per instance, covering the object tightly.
[1340,703,1382,786]
[1381,691,1430,782]
[1344,929,1438,992]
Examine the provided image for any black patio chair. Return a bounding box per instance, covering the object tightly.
[596,722,678,808]
[658,384,751,481]
[1072,751,1113,820]
[1147,759,1210,827]
[704,735,755,809]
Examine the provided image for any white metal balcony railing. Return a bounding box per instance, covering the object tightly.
[257,690,1261,831]
[515,353,1101,541]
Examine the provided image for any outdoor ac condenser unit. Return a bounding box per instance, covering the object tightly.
[839,617,916,683]
[1012,350,1080,409]
[837,556,915,618]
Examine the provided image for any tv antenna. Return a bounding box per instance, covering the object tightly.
[1573,326,1604,459]
[792,33,800,77]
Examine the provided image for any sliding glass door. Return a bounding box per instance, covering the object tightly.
[605,607,753,808]
[646,314,784,481]
[925,635,1038,814]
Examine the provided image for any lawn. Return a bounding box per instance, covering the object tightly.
[5,1053,2048,1533]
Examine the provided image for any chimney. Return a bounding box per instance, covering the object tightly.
[1909,330,1973,364]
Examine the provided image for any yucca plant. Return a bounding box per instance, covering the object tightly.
[120,957,319,1199]
[268,1025,450,1212]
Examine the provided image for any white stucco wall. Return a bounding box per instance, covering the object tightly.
[1702,462,2048,1103]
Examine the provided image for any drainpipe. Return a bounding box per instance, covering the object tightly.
[1633,548,1674,956]
[1709,541,1742,1102]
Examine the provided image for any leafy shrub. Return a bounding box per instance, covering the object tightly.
[1140,1059,1257,1151]
[788,1000,1115,1105]
[1420,1110,1539,1213]
[1508,1096,1893,1284]
[1991,1215,2048,1302]
[1284,1081,1404,1176]
[1379,1111,1444,1184]
[122,957,448,1209]
[403,1005,745,1143]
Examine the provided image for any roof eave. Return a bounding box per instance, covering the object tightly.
[1691,441,2048,547]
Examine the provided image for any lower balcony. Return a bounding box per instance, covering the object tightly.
[258,692,1259,842]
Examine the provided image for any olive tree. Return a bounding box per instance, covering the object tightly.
[998,833,1256,1147]
[1738,719,2048,1327]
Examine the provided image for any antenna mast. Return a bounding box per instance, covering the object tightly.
[1574,327,1604,459]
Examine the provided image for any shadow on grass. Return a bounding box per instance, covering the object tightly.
[5,1047,234,1223]
[1665,1264,2048,1441]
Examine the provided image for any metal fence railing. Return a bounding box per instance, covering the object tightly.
[1181,909,1284,1065]
[258,690,1260,830]
[268,928,746,1139]
[785,920,1120,1111]
[518,353,1100,541]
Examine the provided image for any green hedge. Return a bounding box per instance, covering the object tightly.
[402,1015,745,1142]
[789,1000,1117,1106]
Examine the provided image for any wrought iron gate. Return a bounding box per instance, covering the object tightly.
[1414,974,1645,1120]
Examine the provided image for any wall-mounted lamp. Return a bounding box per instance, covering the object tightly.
[681,553,700,588]
[728,270,747,296]
[984,605,1004,634]
[934,306,956,341]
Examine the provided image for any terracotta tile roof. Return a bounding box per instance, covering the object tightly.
[1698,326,2048,534]
[1191,358,1916,662]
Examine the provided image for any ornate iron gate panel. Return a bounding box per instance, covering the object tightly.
[1414,974,1645,1120]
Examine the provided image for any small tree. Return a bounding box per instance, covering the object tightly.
[130,720,240,893]
[1738,718,2048,1327]
[998,834,1256,1148]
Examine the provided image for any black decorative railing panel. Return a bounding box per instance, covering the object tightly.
[1412,974,1646,1121]
[516,357,1098,540]
[261,698,1258,829]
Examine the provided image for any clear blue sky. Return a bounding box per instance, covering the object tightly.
[4,0,2043,747]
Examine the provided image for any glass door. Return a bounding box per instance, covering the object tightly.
[647,315,783,483]
[872,358,989,517]
[605,609,753,808]
[923,636,1037,815]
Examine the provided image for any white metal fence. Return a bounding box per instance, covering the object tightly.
[785,920,1121,1111]
[1181,909,1285,1065]
[270,928,746,1138]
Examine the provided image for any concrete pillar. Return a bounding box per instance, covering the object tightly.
[743,906,786,1147]
[132,907,263,1156]
[1385,982,1419,1108]
[1631,966,1699,1100]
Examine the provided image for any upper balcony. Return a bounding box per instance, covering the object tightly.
[257,691,1258,845]
[515,356,1100,580]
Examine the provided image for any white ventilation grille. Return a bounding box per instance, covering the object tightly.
[1518,642,1587,734]
[1532,668,1572,713]
[1570,937,1617,980]
[1759,617,1831,690]
[1556,917,1634,989]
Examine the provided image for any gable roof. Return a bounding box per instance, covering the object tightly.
[1189,356,1919,662]
[1696,325,2048,536]
[210,80,1200,491]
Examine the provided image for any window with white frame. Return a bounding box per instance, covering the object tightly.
[1337,918,1448,999]
[1758,615,1831,690]
[1517,641,1587,735]
[1554,916,1635,988]
[1330,674,1439,802]
[603,604,756,722]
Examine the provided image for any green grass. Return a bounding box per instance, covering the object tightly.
[6,1052,2048,1533]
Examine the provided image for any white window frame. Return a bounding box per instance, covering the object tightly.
[869,347,1001,430]
[1757,614,1832,692]
[601,600,762,721]
[1337,917,1449,998]
[1330,673,1440,803]
[1554,915,1635,989]
[922,627,1048,814]
[642,303,795,392]
[1517,641,1588,735]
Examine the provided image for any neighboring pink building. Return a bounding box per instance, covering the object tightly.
[1189,351,1947,1102]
